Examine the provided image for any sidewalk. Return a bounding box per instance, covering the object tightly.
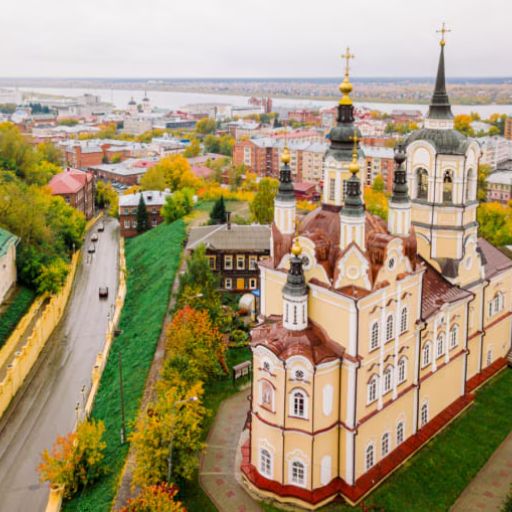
[199,389,262,512]
[451,430,512,511]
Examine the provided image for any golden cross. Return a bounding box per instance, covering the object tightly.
[341,47,355,77]
[436,22,451,46]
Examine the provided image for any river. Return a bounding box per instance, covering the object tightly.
[16,86,512,118]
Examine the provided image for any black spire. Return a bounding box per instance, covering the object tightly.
[341,140,364,217]
[391,143,409,203]
[276,147,295,201]
[427,43,453,120]
[283,242,307,297]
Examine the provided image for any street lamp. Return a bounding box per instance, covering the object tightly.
[167,396,198,483]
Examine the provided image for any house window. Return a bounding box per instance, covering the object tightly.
[131,220,137,228]
[329,178,335,201]
[249,278,257,289]
[260,449,272,477]
[422,342,432,367]
[224,255,233,270]
[151,219,157,227]
[207,256,216,270]
[420,402,429,427]
[367,376,378,404]
[449,325,458,349]
[224,278,232,290]
[383,366,393,394]
[291,390,307,418]
[486,349,493,366]
[124,221,130,228]
[397,357,407,384]
[236,255,245,270]
[249,255,258,270]
[370,322,379,351]
[386,314,394,342]
[400,307,408,334]
[417,168,429,199]
[436,334,445,358]
[381,432,390,457]
[396,421,404,445]
[291,461,305,486]
[365,444,375,471]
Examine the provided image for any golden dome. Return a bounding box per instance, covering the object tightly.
[339,47,355,105]
[291,238,302,256]
[281,146,291,165]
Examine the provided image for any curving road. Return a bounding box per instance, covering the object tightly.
[0,216,119,512]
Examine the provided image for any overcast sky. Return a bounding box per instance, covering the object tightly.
[0,0,509,78]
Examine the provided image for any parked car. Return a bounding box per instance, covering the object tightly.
[97,222,105,232]
[91,233,99,242]
[88,244,95,254]
[98,286,109,298]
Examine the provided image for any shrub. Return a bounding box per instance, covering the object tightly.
[121,483,186,512]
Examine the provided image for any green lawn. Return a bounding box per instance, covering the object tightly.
[0,287,36,350]
[63,220,186,512]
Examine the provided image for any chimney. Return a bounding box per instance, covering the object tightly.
[226,211,231,230]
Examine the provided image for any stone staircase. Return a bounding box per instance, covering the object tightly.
[508,348,512,367]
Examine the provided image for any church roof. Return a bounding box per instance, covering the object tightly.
[405,127,470,155]
[251,316,344,365]
[477,237,512,279]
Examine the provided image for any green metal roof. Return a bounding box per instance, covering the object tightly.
[0,227,18,258]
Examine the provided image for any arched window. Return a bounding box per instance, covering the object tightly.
[383,366,393,393]
[381,432,390,457]
[260,449,272,477]
[370,321,379,351]
[487,348,493,366]
[420,402,429,427]
[436,334,445,358]
[492,292,504,315]
[398,357,407,384]
[422,342,432,367]
[386,314,394,342]
[368,376,378,404]
[291,390,307,418]
[400,307,408,334]
[417,168,428,199]
[443,170,453,203]
[365,444,375,471]
[466,168,475,201]
[449,325,458,349]
[291,461,305,486]
[261,381,274,410]
[396,421,405,445]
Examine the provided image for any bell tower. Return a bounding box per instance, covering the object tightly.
[273,147,296,236]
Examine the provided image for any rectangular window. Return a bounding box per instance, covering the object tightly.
[329,178,335,201]
[124,221,130,228]
[249,278,257,289]
[249,255,258,270]
[224,255,233,270]
[131,220,137,228]
[207,255,216,270]
[224,278,232,290]
[236,255,245,270]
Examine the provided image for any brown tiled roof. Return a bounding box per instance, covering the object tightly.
[477,238,512,280]
[421,259,473,319]
[251,316,344,365]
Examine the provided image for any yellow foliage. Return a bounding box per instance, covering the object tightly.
[296,199,317,212]
[364,186,389,220]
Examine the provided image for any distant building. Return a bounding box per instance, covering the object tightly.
[293,181,319,201]
[361,145,395,191]
[288,109,321,126]
[186,222,271,292]
[477,136,512,170]
[64,141,133,169]
[505,117,512,141]
[48,168,95,219]
[89,157,159,186]
[487,170,512,204]
[390,109,423,123]
[0,228,18,305]
[118,190,171,238]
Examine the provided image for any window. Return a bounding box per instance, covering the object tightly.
[291,461,305,486]
[381,433,390,457]
[417,168,428,199]
[329,178,335,201]
[124,220,130,228]
[422,342,432,367]
[386,314,394,342]
[261,381,273,410]
[400,307,408,334]
[260,449,272,477]
[449,325,458,349]
[397,357,407,384]
[466,168,475,201]
[396,421,404,445]
[207,255,216,270]
[365,444,375,471]
[291,390,306,418]
[236,255,245,270]
[436,334,445,358]
[131,220,137,228]
[368,376,378,404]
[487,349,493,366]
[285,303,289,323]
[443,170,453,203]
[249,278,257,289]
[224,278,232,290]
[383,366,393,394]
[224,255,233,270]
[370,322,379,351]
[249,255,258,270]
[420,402,429,427]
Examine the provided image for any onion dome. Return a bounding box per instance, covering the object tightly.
[341,136,364,217]
[276,146,295,201]
[391,143,409,203]
[128,97,136,105]
[283,239,307,297]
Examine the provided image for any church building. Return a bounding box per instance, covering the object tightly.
[241,32,512,509]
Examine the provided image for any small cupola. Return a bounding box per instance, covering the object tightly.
[282,239,308,331]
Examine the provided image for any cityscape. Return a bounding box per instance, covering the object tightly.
[0,2,512,512]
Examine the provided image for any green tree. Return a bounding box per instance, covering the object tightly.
[250,177,278,224]
[36,142,63,165]
[183,138,201,158]
[58,118,79,127]
[203,134,219,154]
[209,196,227,224]
[195,117,216,135]
[372,174,385,192]
[478,164,491,202]
[161,188,194,223]
[95,180,119,217]
[136,194,148,233]
[35,257,69,294]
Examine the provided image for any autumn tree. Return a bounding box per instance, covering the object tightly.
[140,155,201,192]
[136,194,148,233]
[477,202,512,246]
[95,180,119,217]
[195,117,216,135]
[139,166,167,191]
[454,114,474,136]
[372,174,385,193]
[478,163,491,202]
[364,186,388,221]
[161,188,194,223]
[250,177,278,224]
[121,483,186,512]
[183,138,201,158]
[36,142,64,165]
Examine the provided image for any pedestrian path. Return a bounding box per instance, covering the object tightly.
[199,389,262,512]
[451,430,512,511]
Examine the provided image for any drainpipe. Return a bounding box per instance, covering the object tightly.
[479,280,490,373]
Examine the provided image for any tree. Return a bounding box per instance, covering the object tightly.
[136,194,148,233]
[36,142,63,165]
[58,118,79,127]
[203,134,219,154]
[139,166,167,191]
[183,138,201,158]
[372,174,385,193]
[364,186,389,221]
[209,196,227,224]
[121,483,186,512]
[477,202,512,246]
[454,114,475,136]
[161,188,194,223]
[141,155,201,192]
[95,180,119,217]
[478,164,491,202]
[250,177,278,224]
[195,117,216,135]
[35,257,69,294]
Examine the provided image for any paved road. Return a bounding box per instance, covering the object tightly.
[0,217,119,512]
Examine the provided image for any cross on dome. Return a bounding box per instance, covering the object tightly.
[436,22,451,46]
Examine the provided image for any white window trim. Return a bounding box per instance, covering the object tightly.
[367,376,378,404]
[397,357,407,384]
[288,458,307,488]
[381,432,391,457]
[289,388,308,419]
[370,321,379,351]
[259,448,273,478]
